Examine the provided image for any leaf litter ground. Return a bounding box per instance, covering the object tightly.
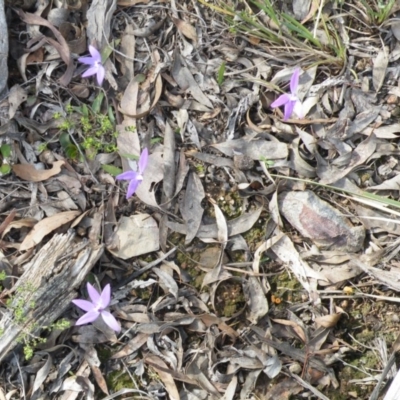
[2,0,400,399]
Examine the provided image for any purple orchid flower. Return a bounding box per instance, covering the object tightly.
[271,68,304,121]
[72,283,120,332]
[78,45,105,86]
[116,148,149,199]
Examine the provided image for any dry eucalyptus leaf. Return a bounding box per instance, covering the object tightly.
[244,276,269,323]
[86,0,116,49]
[107,214,159,259]
[81,344,109,395]
[31,353,52,396]
[171,51,213,109]
[119,79,139,116]
[145,355,180,400]
[318,134,377,184]
[119,24,135,81]
[13,160,65,182]
[182,172,205,244]
[211,139,288,160]
[373,47,389,92]
[136,150,164,207]
[153,267,178,299]
[1,217,37,238]
[123,74,163,119]
[270,234,321,303]
[8,84,27,120]
[16,10,74,86]
[315,313,341,328]
[111,332,149,359]
[163,122,176,200]
[20,210,81,251]
[172,17,197,43]
[213,201,228,244]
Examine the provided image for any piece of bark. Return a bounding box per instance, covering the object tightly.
[0,230,104,362]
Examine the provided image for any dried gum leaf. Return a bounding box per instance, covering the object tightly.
[172,17,197,42]
[13,160,65,182]
[315,313,341,328]
[20,210,81,251]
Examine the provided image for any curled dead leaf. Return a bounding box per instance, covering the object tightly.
[315,313,341,328]
[172,17,198,43]
[119,74,163,118]
[15,10,74,86]
[13,160,65,182]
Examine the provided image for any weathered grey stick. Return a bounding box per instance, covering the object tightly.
[0,230,104,363]
[0,0,7,99]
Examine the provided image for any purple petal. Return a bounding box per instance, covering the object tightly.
[78,56,95,65]
[82,66,99,78]
[284,100,295,121]
[138,148,148,174]
[99,284,111,309]
[96,65,105,86]
[101,310,121,332]
[271,94,290,108]
[290,68,300,94]
[116,171,138,181]
[126,178,140,199]
[72,299,95,312]
[87,283,101,305]
[88,45,101,63]
[75,310,100,325]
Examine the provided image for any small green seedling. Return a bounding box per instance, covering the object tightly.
[359,0,395,24]
[217,62,226,86]
[260,155,274,168]
[58,93,119,160]
[0,144,11,175]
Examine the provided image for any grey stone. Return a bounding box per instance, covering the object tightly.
[279,190,365,252]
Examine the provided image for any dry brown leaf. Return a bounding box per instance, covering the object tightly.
[20,210,81,251]
[271,318,307,343]
[134,150,164,207]
[0,209,17,237]
[171,51,213,109]
[200,314,238,339]
[16,10,74,86]
[59,22,86,54]
[119,24,135,81]
[301,0,320,24]
[315,313,341,328]
[86,0,116,49]
[119,74,163,118]
[1,217,37,238]
[112,332,149,359]
[172,17,198,43]
[145,355,180,400]
[373,47,389,92]
[8,84,27,120]
[13,160,65,182]
[119,79,139,116]
[182,172,205,244]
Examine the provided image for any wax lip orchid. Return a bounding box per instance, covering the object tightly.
[78,45,105,86]
[271,68,304,121]
[72,283,120,332]
[116,148,149,199]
